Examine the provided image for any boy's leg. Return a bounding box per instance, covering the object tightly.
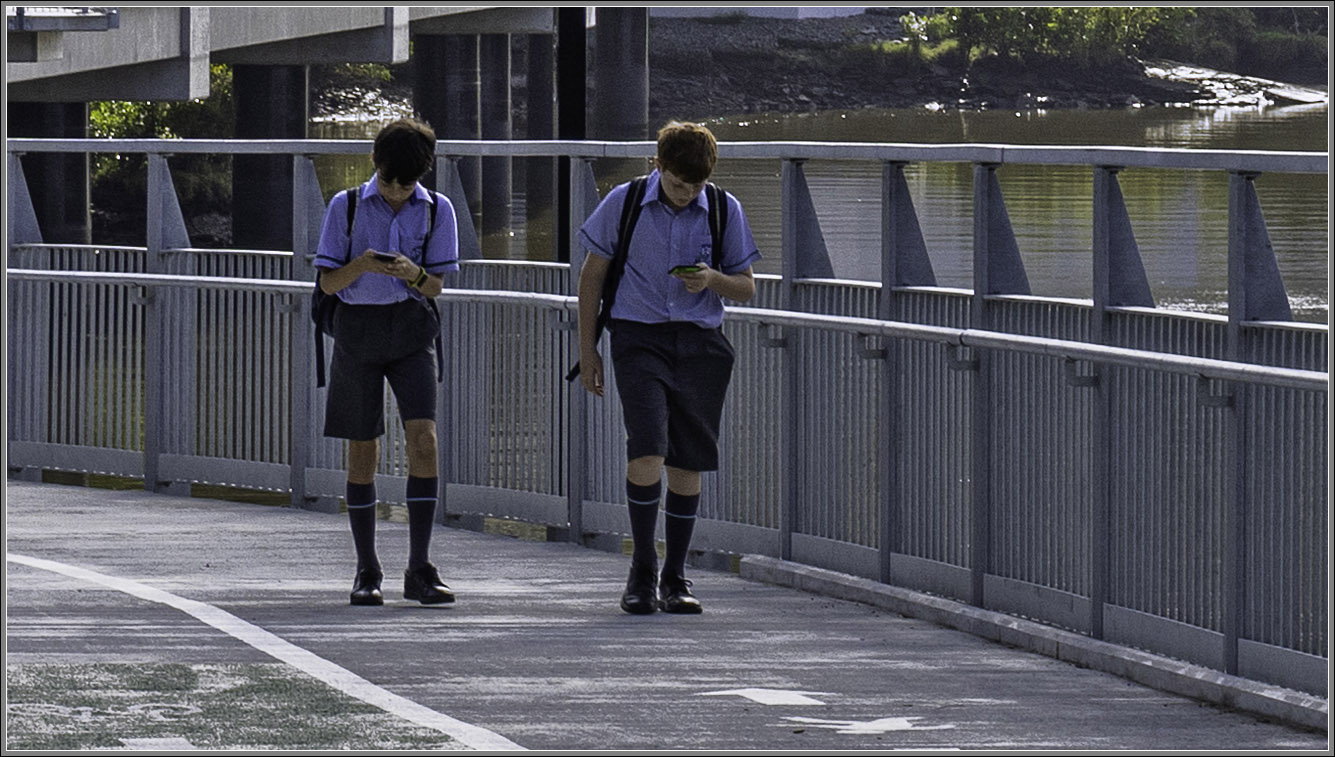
[389,345,453,604]
[622,455,665,614]
[660,466,703,614]
[347,439,383,605]
[403,418,440,570]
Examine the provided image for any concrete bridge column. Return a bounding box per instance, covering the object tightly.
[592,7,648,140]
[526,33,556,259]
[413,34,482,233]
[480,33,512,258]
[7,102,90,244]
[231,64,308,250]
[555,8,587,263]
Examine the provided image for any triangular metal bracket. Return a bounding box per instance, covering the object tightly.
[787,162,834,279]
[884,163,936,287]
[148,155,191,252]
[6,153,44,246]
[1235,175,1293,321]
[439,155,481,261]
[981,168,1030,296]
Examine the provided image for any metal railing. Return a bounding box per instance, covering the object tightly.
[6,138,1328,700]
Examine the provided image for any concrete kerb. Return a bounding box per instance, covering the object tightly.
[738,554,1330,734]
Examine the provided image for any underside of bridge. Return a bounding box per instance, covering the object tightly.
[5,6,649,254]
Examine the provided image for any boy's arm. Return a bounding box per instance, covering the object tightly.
[318,250,382,294]
[577,254,612,396]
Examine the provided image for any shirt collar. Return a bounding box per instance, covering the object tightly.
[363,173,430,204]
[646,169,706,211]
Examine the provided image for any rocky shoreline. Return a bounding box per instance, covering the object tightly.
[313,10,1326,130]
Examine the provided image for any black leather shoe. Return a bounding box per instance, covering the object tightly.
[659,572,702,614]
[350,568,383,606]
[404,563,455,605]
[620,563,658,615]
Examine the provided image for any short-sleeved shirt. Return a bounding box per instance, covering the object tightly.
[314,174,460,305]
[578,169,761,329]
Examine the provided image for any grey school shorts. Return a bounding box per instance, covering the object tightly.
[609,319,735,472]
[323,299,438,441]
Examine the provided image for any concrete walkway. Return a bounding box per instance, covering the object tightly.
[4,480,1328,752]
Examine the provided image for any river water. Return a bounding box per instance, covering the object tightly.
[314,102,1329,323]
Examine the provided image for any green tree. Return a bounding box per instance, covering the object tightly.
[89,64,235,238]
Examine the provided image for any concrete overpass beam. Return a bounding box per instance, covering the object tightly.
[7,7,209,102]
[212,7,409,65]
[7,32,64,63]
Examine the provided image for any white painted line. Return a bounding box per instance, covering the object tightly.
[120,737,199,750]
[8,552,525,752]
[698,688,832,706]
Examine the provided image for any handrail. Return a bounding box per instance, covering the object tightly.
[10,268,1327,392]
[5,137,1328,173]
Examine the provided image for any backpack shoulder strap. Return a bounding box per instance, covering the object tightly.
[615,176,650,262]
[565,176,649,383]
[345,187,358,242]
[706,182,728,270]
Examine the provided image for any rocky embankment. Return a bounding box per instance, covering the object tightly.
[313,10,1326,129]
[644,11,1325,120]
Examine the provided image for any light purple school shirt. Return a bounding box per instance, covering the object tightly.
[577,169,761,329]
[313,174,460,305]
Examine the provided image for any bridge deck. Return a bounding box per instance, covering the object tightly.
[5,480,1325,751]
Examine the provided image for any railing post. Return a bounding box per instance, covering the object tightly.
[969,162,996,607]
[1222,171,1254,675]
[877,162,902,583]
[143,152,192,496]
[290,155,320,509]
[565,157,599,543]
[1089,166,1116,638]
[778,158,803,561]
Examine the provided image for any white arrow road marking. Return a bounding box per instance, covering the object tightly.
[119,737,199,750]
[783,716,957,734]
[698,688,832,706]
[8,553,525,751]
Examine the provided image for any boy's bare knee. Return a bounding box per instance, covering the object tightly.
[665,466,701,496]
[626,456,665,486]
[347,439,379,484]
[404,419,438,476]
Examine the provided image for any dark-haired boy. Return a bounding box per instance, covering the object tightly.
[314,118,460,606]
[576,121,761,614]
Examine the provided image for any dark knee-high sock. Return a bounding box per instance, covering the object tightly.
[406,476,438,571]
[663,490,701,579]
[347,481,379,573]
[626,479,662,569]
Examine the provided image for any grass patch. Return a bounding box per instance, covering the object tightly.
[5,663,465,751]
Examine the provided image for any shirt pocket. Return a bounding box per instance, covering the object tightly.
[401,231,428,262]
[688,230,715,267]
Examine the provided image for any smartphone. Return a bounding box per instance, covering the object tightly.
[372,251,399,262]
[669,264,703,275]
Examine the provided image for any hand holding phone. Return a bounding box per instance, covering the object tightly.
[669,264,703,275]
[372,251,399,262]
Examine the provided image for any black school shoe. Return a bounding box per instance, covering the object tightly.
[659,572,702,614]
[350,568,383,606]
[404,562,455,604]
[620,563,658,615]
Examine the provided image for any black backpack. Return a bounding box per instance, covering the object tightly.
[566,177,729,381]
[312,187,443,387]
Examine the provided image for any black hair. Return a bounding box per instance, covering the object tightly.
[372,118,436,185]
